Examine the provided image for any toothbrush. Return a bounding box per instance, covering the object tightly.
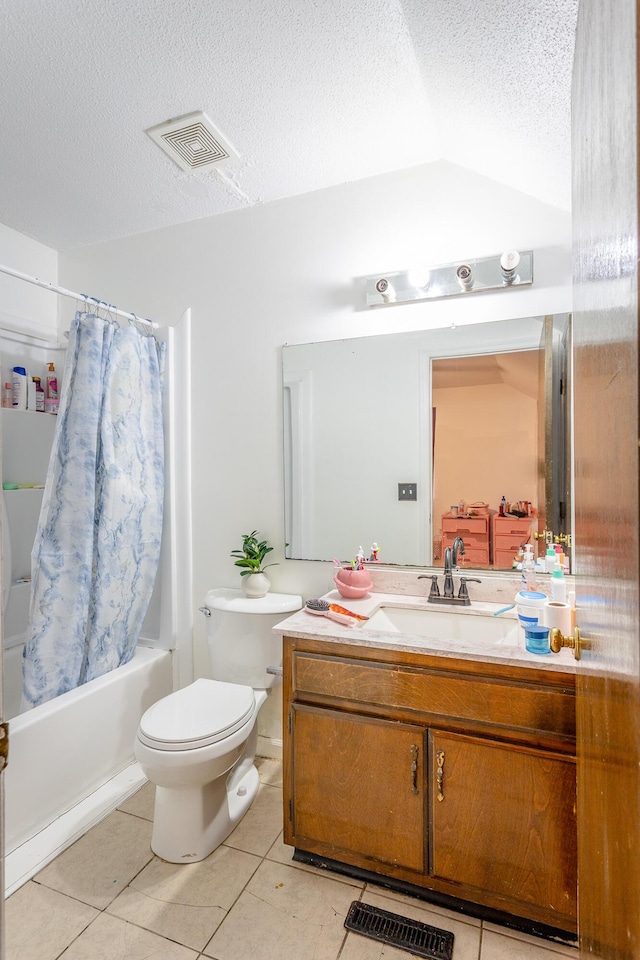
[304,599,368,625]
[492,603,516,616]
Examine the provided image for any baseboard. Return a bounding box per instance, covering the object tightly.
[257,735,282,760]
[4,762,146,898]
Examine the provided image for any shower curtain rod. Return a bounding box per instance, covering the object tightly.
[0,262,159,329]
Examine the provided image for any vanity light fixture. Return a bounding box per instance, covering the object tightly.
[364,250,533,308]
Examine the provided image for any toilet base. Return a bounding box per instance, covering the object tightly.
[151,757,260,863]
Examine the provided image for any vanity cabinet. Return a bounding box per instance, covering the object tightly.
[429,730,577,921]
[441,512,491,566]
[291,706,425,872]
[283,637,577,934]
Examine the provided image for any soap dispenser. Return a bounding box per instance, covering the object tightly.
[551,562,567,603]
[521,544,537,591]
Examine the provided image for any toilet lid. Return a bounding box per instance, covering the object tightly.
[138,678,256,751]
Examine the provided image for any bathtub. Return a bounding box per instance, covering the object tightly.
[3,644,172,893]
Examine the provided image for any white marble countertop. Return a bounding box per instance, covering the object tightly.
[273,589,576,675]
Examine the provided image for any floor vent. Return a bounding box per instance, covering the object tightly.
[344,901,455,960]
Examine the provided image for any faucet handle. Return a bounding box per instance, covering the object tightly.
[457,577,481,600]
[418,574,440,598]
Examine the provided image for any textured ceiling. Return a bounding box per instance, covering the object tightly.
[0,0,578,251]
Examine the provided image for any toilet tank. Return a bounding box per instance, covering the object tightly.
[204,588,302,688]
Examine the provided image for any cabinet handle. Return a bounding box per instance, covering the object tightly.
[410,744,419,794]
[436,749,445,802]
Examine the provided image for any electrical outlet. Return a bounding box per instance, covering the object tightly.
[398,483,417,501]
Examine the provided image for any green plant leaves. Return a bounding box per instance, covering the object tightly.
[230,530,278,574]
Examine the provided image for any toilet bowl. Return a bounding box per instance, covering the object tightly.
[134,589,301,863]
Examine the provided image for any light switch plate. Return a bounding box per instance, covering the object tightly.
[398,483,417,501]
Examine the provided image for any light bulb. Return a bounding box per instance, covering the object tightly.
[500,250,521,284]
[500,250,521,272]
[456,264,474,291]
[375,278,396,302]
[407,265,431,290]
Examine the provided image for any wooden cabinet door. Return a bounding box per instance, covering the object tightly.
[429,731,576,924]
[290,705,425,872]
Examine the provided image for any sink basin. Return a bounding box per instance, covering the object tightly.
[365,604,520,645]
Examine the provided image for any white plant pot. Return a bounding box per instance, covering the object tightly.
[241,572,271,598]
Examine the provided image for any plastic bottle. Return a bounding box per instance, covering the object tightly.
[550,561,567,603]
[12,366,27,410]
[499,495,507,516]
[2,382,12,407]
[45,362,58,414]
[521,544,537,591]
[568,590,576,632]
[545,546,557,573]
[33,376,45,412]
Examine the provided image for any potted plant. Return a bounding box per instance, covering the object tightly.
[231,530,277,598]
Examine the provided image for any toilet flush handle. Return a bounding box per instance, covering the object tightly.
[266,665,282,676]
[198,605,212,618]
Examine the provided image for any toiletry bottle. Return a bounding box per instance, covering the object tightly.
[45,361,58,414]
[522,544,537,591]
[2,382,12,407]
[33,376,45,412]
[568,590,576,632]
[545,545,557,573]
[551,561,567,603]
[27,376,36,410]
[12,366,27,410]
[499,495,507,516]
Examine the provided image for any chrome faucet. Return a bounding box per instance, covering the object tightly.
[418,537,481,605]
[443,537,464,596]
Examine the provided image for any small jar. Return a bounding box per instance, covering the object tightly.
[450,504,458,517]
[525,624,551,655]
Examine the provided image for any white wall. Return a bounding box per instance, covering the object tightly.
[0,223,58,338]
[59,159,572,679]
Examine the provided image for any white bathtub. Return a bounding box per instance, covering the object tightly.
[3,644,172,892]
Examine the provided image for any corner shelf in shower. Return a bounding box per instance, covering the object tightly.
[2,408,56,648]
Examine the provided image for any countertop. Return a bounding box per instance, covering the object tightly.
[273,589,576,675]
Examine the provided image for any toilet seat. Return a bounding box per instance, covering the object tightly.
[137,678,255,751]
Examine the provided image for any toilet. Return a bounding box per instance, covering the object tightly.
[134,587,301,863]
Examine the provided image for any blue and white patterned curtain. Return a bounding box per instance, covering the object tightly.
[22,311,166,709]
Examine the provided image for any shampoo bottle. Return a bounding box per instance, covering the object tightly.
[12,366,27,410]
[45,362,58,414]
[33,376,45,412]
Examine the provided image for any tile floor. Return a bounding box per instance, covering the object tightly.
[6,759,579,960]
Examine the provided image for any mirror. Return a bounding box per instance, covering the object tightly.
[282,315,572,571]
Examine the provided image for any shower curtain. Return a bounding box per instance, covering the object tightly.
[22,311,166,709]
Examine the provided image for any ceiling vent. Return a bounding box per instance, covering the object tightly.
[146,112,239,172]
